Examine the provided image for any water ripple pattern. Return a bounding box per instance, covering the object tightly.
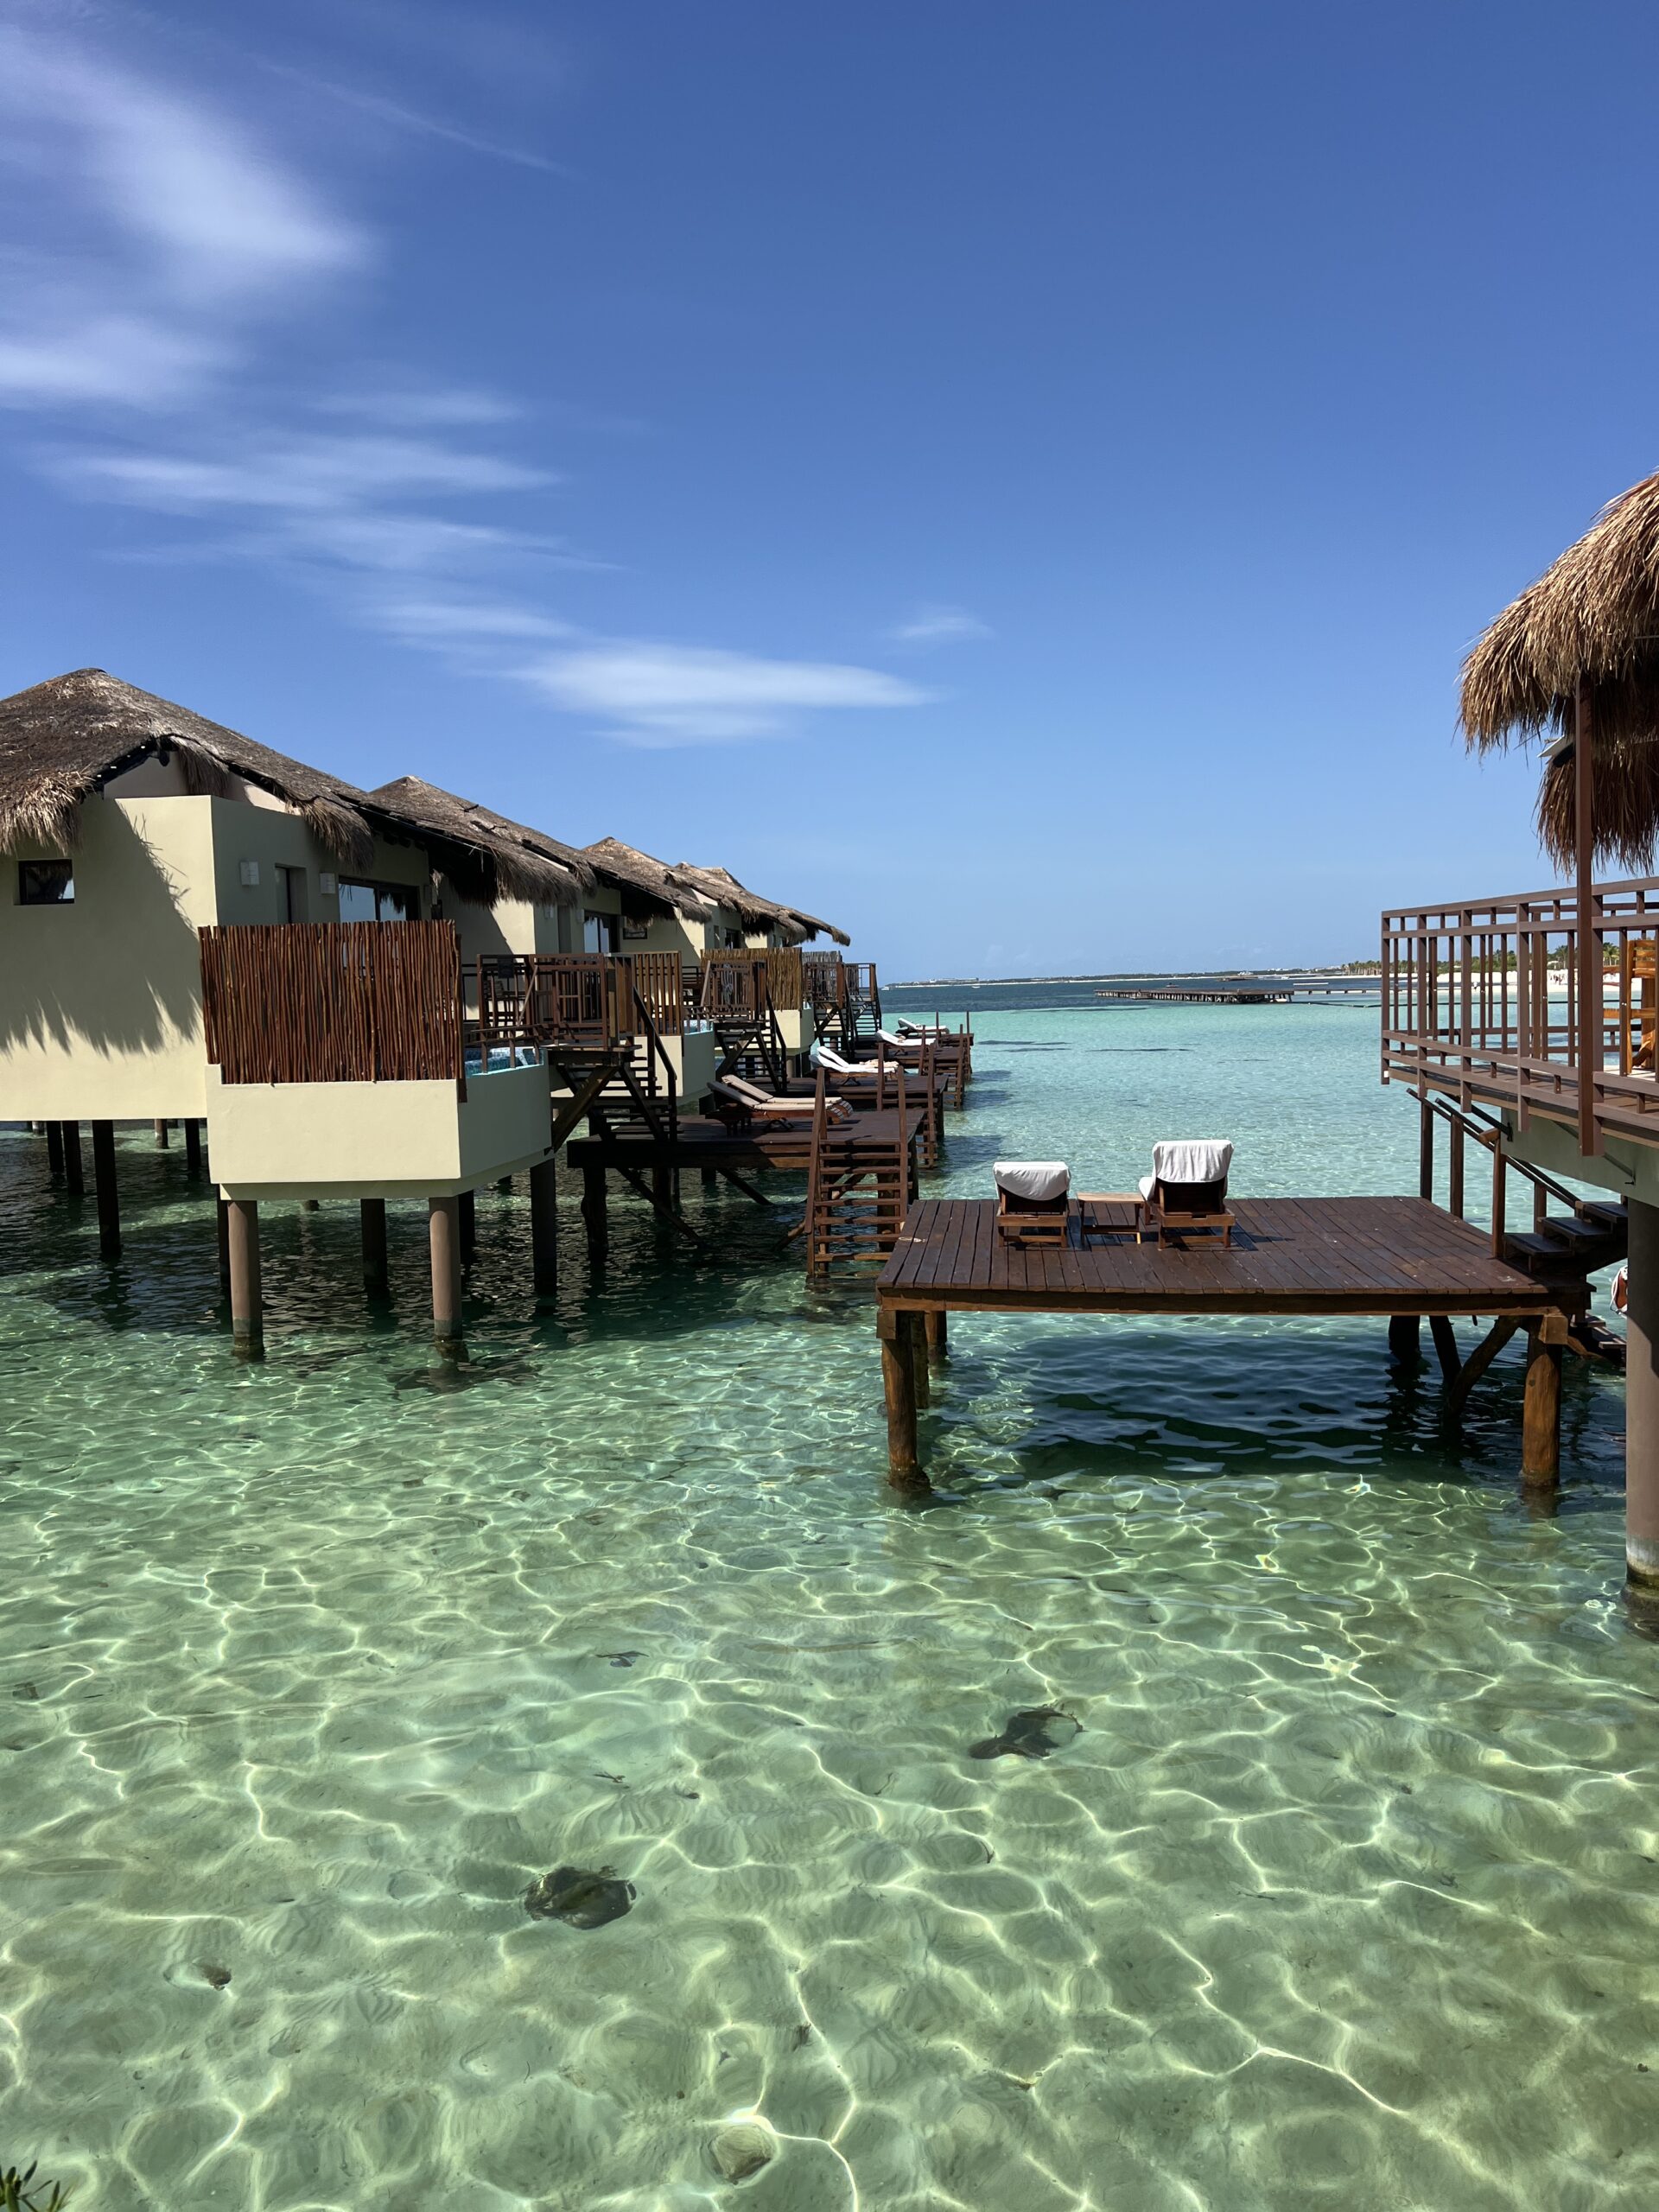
[1,1002,1654,2209]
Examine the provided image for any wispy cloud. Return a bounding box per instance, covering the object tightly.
[0,16,364,408]
[888,602,993,646]
[521,644,931,747]
[58,433,552,513]
[254,54,572,177]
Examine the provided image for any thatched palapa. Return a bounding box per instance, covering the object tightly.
[0,668,378,867]
[1460,470,1659,868]
[0,669,568,910]
[582,838,848,944]
[370,777,594,907]
[666,860,849,947]
[582,837,725,924]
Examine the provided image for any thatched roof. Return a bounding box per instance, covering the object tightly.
[1460,470,1659,868]
[0,668,573,909]
[582,836,722,922]
[0,666,378,866]
[370,777,593,906]
[668,860,849,946]
[582,838,846,944]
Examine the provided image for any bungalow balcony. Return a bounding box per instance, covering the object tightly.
[1382,873,1659,1201]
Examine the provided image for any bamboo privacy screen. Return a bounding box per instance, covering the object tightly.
[200,922,463,1084]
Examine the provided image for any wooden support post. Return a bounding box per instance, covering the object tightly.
[1388,1313,1421,1364]
[45,1121,63,1179]
[1446,1120,1464,1220]
[183,1119,202,1178]
[91,1120,120,1259]
[908,1308,930,1408]
[360,1198,389,1294]
[216,1196,231,1289]
[61,1119,83,1197]
[1446,1315,1521,1419]
[925,1307,948,1361]
[1418,1095,1433,1202]
[1428,1314,1460,1385]
[879,1306,923,1487]
[701,1166,719,1192]
[652,1163,673,1208]
[226,1198,263,1359]
[154,1118,169,1148]
[530,1155,559,1294]
[1575,677,1600,1156]
[429,1195,465,1356]
[458,1187,476,1267]
[496,1175,513,1194]
[1521,1320,1562,1491]
[582,1161,609,1256]
[1625,1196,1659,1593]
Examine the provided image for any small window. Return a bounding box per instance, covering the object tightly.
[583,911,620,955]
[19,859,73,905]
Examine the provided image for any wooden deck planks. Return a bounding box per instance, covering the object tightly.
[879,1197,1554,1318]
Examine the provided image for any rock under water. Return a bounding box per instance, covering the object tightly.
[710,2122,776,2182]
[524,1865,636,1928]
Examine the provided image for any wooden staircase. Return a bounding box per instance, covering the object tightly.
[1427,1096,1629,1369]
[803,1067,918,1281]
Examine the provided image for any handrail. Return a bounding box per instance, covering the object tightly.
[632,984,679,1146]
[1380,872,1659,1160]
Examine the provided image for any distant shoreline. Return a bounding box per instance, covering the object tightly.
[887,966,1382,988]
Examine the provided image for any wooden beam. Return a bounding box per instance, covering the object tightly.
[1576,677,1600,1156]
[1419,1094,1433,1201]
[1446,1315,1520,1417]
[226,1198,263,1359]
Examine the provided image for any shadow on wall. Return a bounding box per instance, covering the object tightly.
[0,807,205,1058]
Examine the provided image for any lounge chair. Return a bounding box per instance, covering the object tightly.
[1138,1140,1235,1247]
[995,1160,1071,1245]
[711,1075,854,1128]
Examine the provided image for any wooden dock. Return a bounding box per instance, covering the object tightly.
[874,1196,1573,1491]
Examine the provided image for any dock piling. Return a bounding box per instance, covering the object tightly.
[1624,1198,1659,1593]
[45,1122,63,1179]
[226,1198,264,1359]
[61,1120,83,1197]
[429,1195,465,1357]
[879,1306,923,1485]
[1388,1313,1421,1365]
[184,1119,202,1178]
[154,1118,169,1149]
[360,1198,389,1295]
[925,1308,947,1360]
[92,1121,120,1258]
[582,1161,608,1257]
[459,1187,476,1268]
[530,1156,559,1294]
[1521,1319,1562,1491]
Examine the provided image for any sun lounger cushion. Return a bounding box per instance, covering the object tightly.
[810,1043,858,1073]
[877,1029,923,1050]
[1151,1140,1232,1186]
[994,1160,1070,1204]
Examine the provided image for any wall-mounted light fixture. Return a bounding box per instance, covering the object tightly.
[319,872,336,893]
[238,860,260,887]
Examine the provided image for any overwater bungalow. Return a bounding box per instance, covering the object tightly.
[1383,467,1659,1598]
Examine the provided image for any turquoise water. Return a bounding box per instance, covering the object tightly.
[2,1003,1655,2210]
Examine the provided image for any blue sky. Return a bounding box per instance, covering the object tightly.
[1,1,1656,976]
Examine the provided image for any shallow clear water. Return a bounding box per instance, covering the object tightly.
[2,1003,1656,2210]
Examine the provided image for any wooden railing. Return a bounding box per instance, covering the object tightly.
[200,921,463,1084]
[1382,875,1659,1155]
[804,950,846,1013]
[474,953,636,1052]
[697,947,805,1016]
[630,950,684,1036]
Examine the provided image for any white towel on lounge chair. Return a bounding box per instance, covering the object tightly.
[995,1160,1070,1204]
[810,1042,860,1074]
[877,1028,922,1051]
[1145,1140,1233,1191]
